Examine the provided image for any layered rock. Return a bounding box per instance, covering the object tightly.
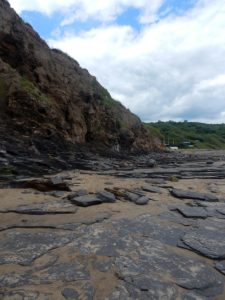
[0,0,160,156]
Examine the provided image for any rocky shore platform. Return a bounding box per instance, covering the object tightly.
[1,150,225,299]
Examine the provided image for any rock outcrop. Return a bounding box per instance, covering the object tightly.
[0,0,160,158]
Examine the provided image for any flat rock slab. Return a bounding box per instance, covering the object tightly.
[216,261,225,275]
[0,291,39,300]
[142,185,164,194]
[45,191,65,197]
[180,229,225,259]
[69,218,224,298]
[67,189,88,199]
[0,231,75,266]
[171,188,219,202]
[0,210,224,298]
[195,202,225,218]
[171,205,209,218]
[0,262,90,288]
[97,191,116,203]
[217,207,225,215]
[70,194,103,207]
[120,275,178,300]
[115,238,224,298]
[61,282,94,300]
[0,200,78,215]
[70,191,117,207]
[0,212,111,232]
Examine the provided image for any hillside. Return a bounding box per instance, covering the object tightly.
[146,121,225,149]
[0,0,160,163]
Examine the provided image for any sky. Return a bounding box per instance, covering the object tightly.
[8,0,225,123]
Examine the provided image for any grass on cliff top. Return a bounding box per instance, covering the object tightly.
[145,121,225,149]
[20,78,53,106]
[91,78,121,109]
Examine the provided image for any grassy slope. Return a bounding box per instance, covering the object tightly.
[145,121,225,149]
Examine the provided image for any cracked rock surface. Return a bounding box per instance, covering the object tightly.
[1,152,225,299]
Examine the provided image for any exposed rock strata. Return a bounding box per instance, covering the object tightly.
[1,152,225,299]
[0,0,160,167]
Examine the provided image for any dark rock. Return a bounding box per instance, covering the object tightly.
[183,292,209,300]
[67,189,88,199]
[0,232,75,266]
[0,210,224,298]
[196,216,225,230]
[82,282,95,300]
[0,200,78,214]
[215,261,225,275]
[0,291,39,299]
[97,191,116,203]
[62,288,79,299]
[115,238,224,297]
[94,259,113,272]
[180,229,225,259]
[171,188,219,202]
[147,159,157,167]
[195,202,225,217]
[122,275,178,300]
[217,207,225,215]
[0,0,160,176]
[129,188,146,196]
[172,206,208,218]
[142,185,163,193]
[106,285,130,300]
[135,196,149,205]
[124,191,139,202]
[159,210,197,226]
[70,194,102,207]
[82,212,112,225]
[0,262,90,288]
[119,214,187,246]
[46,190,65,197]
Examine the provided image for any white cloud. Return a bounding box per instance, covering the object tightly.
[9,0,164,24]
[9,0,225,123]
[47,0,225,123]
[9,0,76,15]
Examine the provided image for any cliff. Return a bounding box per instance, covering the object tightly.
[0,0,160,158]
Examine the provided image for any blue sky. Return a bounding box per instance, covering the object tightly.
[20,0,197,39]
[8,0,225,123]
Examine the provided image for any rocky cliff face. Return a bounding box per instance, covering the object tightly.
[0,0,160,155]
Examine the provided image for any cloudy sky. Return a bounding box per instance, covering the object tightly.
[8,0,225,123]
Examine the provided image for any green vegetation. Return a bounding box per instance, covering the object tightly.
[102,95,119,109]
[169,176,179,182]
[100,88,121,110]
[91,78,120,109]
[20,78,53,106]
[0,165,15,175]
[145,121,225,149]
